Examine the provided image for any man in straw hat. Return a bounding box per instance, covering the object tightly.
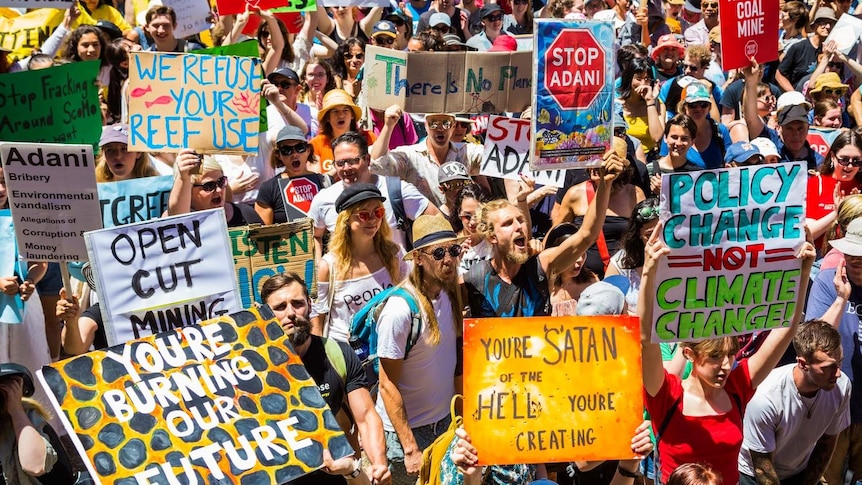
[375,214,465,484]
[463,149,624,317]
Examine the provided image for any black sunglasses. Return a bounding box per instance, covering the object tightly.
[276,80,297,89]
[424,244,463,261]
[277,143,309,156]
[193,175,228,192]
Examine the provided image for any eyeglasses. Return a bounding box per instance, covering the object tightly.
[441,180,469,191]
[485,14,504,22]
[514,0,529,4]
[683,63,702,71]
[354,207,386,222]
[334,156,365,168]
[835,156,862,167]
[374,36,395,45]
[822,88,847,96]
[688,101,710,110]
[428,120,453,130]
[276,81,297,90]
[459,212,475,220]
[423,244,463,261]
[758,94,776,102]
[193,175,228,192]
[344,53,365,60]
[277,143,309,156]
[635,203,660,223]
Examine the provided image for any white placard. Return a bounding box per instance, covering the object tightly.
[825,13,862,55]
[480,115,567,187]
[163,0,214,38]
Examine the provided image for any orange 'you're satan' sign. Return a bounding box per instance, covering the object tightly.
[463,315,643,465]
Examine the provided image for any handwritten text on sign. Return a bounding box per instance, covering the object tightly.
[480,115,566,188]
[463,316,643,465]
[85,209,242,346]
[97,175,174,228]
[37,307,352,485]
[653,163,806,342]
[0,142,102,262]
[128,52,261,154]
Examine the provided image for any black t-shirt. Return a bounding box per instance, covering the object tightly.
[80,303,108,351]
[256,174,327,224]
[718,80,781,120]
[779,38,819,88]
[463,256,550,317]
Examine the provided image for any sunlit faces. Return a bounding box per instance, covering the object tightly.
[639,219,659,243]
[488,205,530,264]
[665,125,693,158]
[333,142,369,184]
[407,38,426,52]
[691,350,734,388]
[263,282,312,345]
[191,171,227,210]
[276,141,310,176]
[426,115,455,147]
[77,32,101,61]
[344,45,364,75]
[305,63,328,93]
[817,107,843,129]
[757,93,776,114]
[657,47,681,71]
[349,200,385,238]
[700,1,718,19]
[327,105,355,133]
[416,241,462,283]
[102,143,138,181]
[778,120,809,153]
[832,145,862,182]
[801,349,843,391]
[459,197,480,235]
[147,14,175,42]
[844,254,862,285]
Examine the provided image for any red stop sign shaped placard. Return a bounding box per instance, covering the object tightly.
[544,29,605,110]
[283,177,319,214]
[807,133,829,157]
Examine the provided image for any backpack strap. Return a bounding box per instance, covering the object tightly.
[390,287,423,360]
[323,337,347,388]
[385,176,413,251]
[655,395,682,442]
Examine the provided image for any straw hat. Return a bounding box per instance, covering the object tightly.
[403,214,467,260]
[810,72,849,95]
[318,89,362,123]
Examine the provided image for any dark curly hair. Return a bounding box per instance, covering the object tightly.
[332,37,366,79]
[65,25,108,67]
[619,197,660,270]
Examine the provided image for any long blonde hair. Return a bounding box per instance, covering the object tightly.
[404,260,463,346]
[95,149,156,182]
[328,202,402,282]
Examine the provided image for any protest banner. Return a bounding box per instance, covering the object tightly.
[215,0,316,16]
[652,163,807,343]
[37,305,352,485]
[826,13,862,55]
[481,115,566,188]
[0,61,101,145]
[0,142,101,262]
[807,127,841,158]
[321,0,388,6]
[85,209,242,346]
[718,0,778,71]
[0,8,64,60]
[463,315,643,464]
[98,174,173,228]
[0,210,23,324]
[163,0,212,38]
[0,0,71,7]
[532,20,615,171]
[230,219,316,307]
[364,45,532,114]
[278,176,324,221]
[128,51,261,154]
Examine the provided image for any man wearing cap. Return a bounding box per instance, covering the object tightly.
[776,8,837,93]
[370,106,485,207]
[805,217,862,485]
[371,20,399,49]
[417,0,469,42]
[683,0,717,46]
[465,4,512,51]
[263,68,313,138]
[437,161,472,215]
[428,12,452,34]
[375,214,463,484]
[724,141,764,167]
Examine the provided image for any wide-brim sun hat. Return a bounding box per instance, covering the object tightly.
[318,89,363,124]
[404,214,467,260]
[831,218,862,256]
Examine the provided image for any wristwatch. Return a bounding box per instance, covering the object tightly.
[344,459,362,479]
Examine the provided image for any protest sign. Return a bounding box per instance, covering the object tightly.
[718,0,778,71]
[481,115,566,188]
[128,51,261,154]
[532,20,615,171]
[320,0,388,6]
[463,315,643,464]
[652,163,806,342]
[231,219,316,307]
[37,305,352,485]
[826,13,862,55]
[85,209,242,346]
[163,0,212,38]
[0,61,101,145]
[0,142,101,262]
[0,210,23,324]
[278,176,324,220]
[0,0,71,7]
[0,8,64,60]
[98,174,173,228]
[364,45,532,114]
[215,0,316,15]
[807,127,841,158]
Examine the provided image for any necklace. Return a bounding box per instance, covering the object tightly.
[802,391,820,419]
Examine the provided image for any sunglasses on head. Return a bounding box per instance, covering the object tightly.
[835,156,862,167]
[194,175,228,192]
[424,244,463,261]
[635,203,660,223]
[485,14,504,21]
[344,53,365,60]
[688,101,710,110]
[354,206,386,222]
[374,36,395,45]
[277,143,309,157]
[334,156,364,168]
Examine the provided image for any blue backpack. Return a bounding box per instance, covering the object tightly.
[349,286,422,377]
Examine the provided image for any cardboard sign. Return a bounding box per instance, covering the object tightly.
[215,0,316,16]
[0,61,101,145]
[826,13,862,55]
[718,0,779,71]
[0,8,65,60]
[85,209,242,346]
[480,115,566,188]
[0,142,102,262]
[230,219,317,307]
[128,51,262,154]
[363,45,532,114]
[652,163,807,342]
[278,176,323,220]
[0,210,23,324]
[97,174,174,228]
[37,306,352,485]
[532,20,615,170]
[463,315,643,465]
[163,0,213,38]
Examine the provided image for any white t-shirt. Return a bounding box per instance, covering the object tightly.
[375,290,458,430]
[739,363,851,479]
[308,177,430,251]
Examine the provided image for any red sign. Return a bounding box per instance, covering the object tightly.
[544,29,605,110]
[807,133,829,157]
[215,0,313,16]
[239,11,302,36]
[719,0,779,71]
[281,176,319,216]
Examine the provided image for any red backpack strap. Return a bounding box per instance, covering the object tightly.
[584,181,611,272]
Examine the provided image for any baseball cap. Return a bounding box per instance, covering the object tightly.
[488,35,517,52]
[749,137,779,159]
[0,363,34,397]
[95,20,123,40]
[373,20,398,38]
[267,67,299,84]
[438,161,471,184]
[481,3,504,17]
[684,0,700,12]
[684,80,711,104]
[724,141,763,166]
[776,91,812,112]
[100,124,130,146]
[777,105,810,126]
[830,218,862,256]
[430,12,452,27]
[276,124,306,144]
[575,276,630,316]
[334,183,386,213]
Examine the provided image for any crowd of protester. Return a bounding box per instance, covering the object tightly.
[2,0,862,483]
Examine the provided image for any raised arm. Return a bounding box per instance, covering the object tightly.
[168,150,201,216]
[640,223,670,396]
[742,58,766,140]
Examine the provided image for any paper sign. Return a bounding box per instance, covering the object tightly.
[480,115,566,188]
[0,8,65,60]
[97,174,174,228]
[718,0,779,71]
[278,176,323,220]
[37,306,352,485]
[0,0,71,8]
[0,61,101,146]
[363,45,532,114]
[128,51,262,154]
[0,142,102,262]
[463,315,644,465]
[215,0,316,16]
[652,163,807,342]
[0,210,24,324]
[85,209,243,346]
[163,0,213,38]
[532,20,615,170]
[826,13,862,55]
[320,0,387,6]
[231,219,317,307]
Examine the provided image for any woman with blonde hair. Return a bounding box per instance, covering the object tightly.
[95,125,157,182]
[821,194,862,268]
[313,183,408,341]
[168,150,252,227]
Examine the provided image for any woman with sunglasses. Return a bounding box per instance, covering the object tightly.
[504,0,533,35]
[665,80,728,169]
[806,130,862,252]
[333,37,366,100]
[169,151,253,227]
[256,125,328,224]
[313,183,408,342]
[310,89,377,175]
[618,57,665,158]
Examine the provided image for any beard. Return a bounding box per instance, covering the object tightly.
[504,246,530,265]
[286,315,312,348]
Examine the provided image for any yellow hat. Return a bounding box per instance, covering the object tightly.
[810,72,848,95]
[318,89,362,123]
